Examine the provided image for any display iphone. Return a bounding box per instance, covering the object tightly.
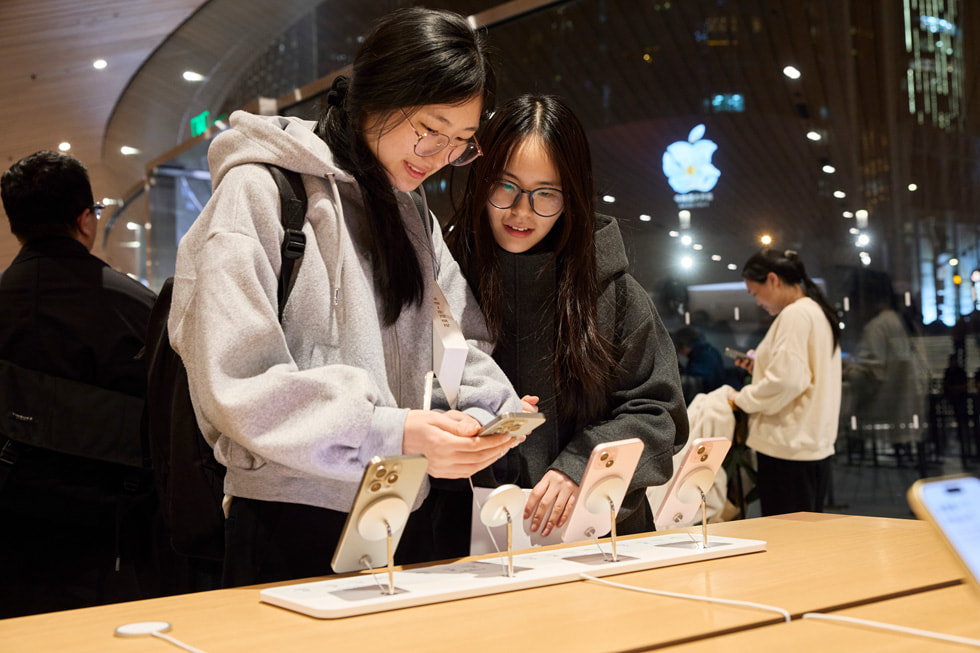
[724,347,754,360]
[331,454,428,573]
[907,474,980,594]
[561,438,645,543]
[653,436,731,530]
[478,412,546,439]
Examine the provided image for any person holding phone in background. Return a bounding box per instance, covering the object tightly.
[728,248,842,516]
[423,94,687,557]
[168,8,526,587]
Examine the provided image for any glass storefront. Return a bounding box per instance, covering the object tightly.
[105,0,980,474]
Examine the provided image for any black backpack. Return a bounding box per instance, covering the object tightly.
[145,164,307,561]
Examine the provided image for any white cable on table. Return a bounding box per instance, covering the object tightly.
[802,612,980,647]
[580,573,791,622]
[151,631,209,653]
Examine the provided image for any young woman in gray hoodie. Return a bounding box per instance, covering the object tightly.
[169,8,525,586]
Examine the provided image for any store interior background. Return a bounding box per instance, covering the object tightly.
[2,0,978,519]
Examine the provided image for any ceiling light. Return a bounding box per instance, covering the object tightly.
[822,164,836,174]
[183,71,205,82]
[908,183,918,191]
[761,235,772,245]
[692,243,703,250]
[728,263,737,271]
[680,256,693,269]
[949,258,959,267]
[849,227,859,234]
[58,142,71,151]
[93,59,107,70]
[681,235,693,246]
[806,131,822,141]
[668,230,679,237]
[120,146,140,156]
[711,254,721,261]
[602,194,616,203]
[843,211,854,218]
[783,65,802,79]
[833,190,846,198]
[639,214,651,222]
[856,234,870,247]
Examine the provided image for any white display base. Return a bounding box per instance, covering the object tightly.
[260,532,766,619]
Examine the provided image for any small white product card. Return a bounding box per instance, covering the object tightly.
[432,283,467,408]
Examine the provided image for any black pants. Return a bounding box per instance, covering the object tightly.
[755,452,831,516]
[0,443,158,618]
[222,497,435,588]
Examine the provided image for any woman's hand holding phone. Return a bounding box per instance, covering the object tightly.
[402,409,513,479]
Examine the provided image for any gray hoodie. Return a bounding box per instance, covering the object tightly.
[169,110,522,512]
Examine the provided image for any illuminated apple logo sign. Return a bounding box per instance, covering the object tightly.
[662,124,720,208]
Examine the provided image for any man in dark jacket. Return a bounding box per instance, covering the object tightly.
[674,326,726,403]
[0,150,158,617]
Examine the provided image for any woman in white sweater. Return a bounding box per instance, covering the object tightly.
[728,249,842,516]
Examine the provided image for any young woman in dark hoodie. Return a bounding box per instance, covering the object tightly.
[426,94,688,556]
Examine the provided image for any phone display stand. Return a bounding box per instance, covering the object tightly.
[261,531,767,619]
[357,496,410,595]
[675,468,717,549]
[478,484,525,577]
[582,475,628,561]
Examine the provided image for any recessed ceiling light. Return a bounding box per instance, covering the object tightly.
[728,263,738,271]
[120,146,140,156]
[183,71,205,82]
[58,142,71,151]
[783,65,802,79]
[93,59,107,70]
[602,194,616,203]
[639,214,651,222]
[833,190,846,198]
[908,183,918,191]
[822,164,836,174]
[806,131,822,141]
[711,254,722,261]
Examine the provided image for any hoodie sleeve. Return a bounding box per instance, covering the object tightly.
[429,217,523,423]
[169,164,404,482]
[550,275,689,491]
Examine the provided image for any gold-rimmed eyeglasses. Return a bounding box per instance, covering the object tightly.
[400,109,482,167]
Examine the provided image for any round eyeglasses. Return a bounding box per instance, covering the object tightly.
[488,180,564,218]
[400,109,482,167]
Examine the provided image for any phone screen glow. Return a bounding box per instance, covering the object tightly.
[921,477,980,582]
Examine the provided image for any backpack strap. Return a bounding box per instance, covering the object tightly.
[267,165,308,321]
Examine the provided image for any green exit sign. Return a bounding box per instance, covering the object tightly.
[190,111,228,138]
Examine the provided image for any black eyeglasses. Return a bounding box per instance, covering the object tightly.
[400,109,482,167]
[89,202,105,218]
[488,179,564,218]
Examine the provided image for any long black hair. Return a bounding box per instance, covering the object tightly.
[742,248,841,352]
[445,94,616,424]
[314,7,496,325]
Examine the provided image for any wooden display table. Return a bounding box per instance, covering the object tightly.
[0,513,964,652]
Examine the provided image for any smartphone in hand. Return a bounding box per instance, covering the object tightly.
[724,347,755,360]
[478,412,546,439]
